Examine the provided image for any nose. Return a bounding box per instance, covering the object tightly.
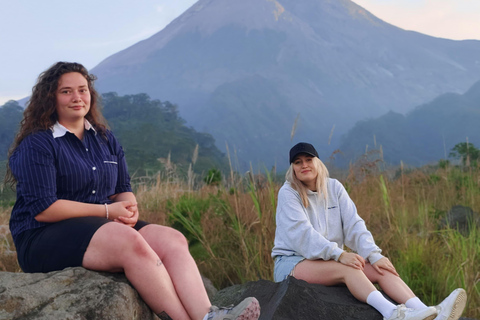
[72,92,82,102]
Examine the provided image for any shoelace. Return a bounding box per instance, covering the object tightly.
[208,305,234,318]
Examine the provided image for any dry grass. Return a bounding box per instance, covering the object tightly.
[0,163,478,317]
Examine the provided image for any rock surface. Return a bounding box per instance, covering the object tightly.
[0,267,217,320]
[0,267,158,320]
[439,205,480,236]
[1,269,475,320]
[212,276,476,320]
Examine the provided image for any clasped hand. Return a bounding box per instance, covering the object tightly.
[108,201,139,227]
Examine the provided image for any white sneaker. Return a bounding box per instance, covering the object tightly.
[433,288,467,320]
[384,304,437,320]
[206,297,260,320]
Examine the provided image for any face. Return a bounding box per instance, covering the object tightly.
[55,72,91,124]
[292,154,318,189]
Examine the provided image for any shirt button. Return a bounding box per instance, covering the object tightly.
[92,167,96,170]
[92,190,96,194]
[86,148,89,152]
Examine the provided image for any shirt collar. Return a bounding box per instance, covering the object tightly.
[51,119,97,138]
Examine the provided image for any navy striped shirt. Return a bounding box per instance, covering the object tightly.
[9,121,132,241]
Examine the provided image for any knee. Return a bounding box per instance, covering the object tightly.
[163,227,189,251]
[116,228,153,259]
[141,225,189,253]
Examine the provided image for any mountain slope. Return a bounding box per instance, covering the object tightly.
[91,0,480,169]
[338,80,480,166]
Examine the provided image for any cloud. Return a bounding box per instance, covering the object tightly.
[352,0,480,40]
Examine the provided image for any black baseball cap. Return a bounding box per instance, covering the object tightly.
[289,142,319,164]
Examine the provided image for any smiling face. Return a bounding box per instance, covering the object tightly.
[292,153,318,190]
[55,72,91,125]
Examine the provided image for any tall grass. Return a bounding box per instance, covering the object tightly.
[0,162,478,317]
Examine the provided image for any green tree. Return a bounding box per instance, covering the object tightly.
[0,101,23,162]
[101,92,228,176]
[449,142,480,166]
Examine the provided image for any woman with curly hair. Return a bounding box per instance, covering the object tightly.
[271,142,466,320]
[6,62,260,320]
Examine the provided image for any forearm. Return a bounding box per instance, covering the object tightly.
[35,199,107,223]
[109,191,137,204]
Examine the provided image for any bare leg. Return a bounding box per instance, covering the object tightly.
[363,263,416,304]
[294,259,377,302]
[138,225,211,320]
[82,223,192,319]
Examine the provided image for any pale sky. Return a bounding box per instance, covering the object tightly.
[1,0,479,105]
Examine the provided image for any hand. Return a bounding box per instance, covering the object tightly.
[107,201,135,221]
[115,203,139,228]
[338,252,366,270]
[372,257,399,276]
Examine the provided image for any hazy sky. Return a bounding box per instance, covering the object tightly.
[1,0,479,105]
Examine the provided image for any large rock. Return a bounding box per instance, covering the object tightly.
[212,276,383,320]
[439,205,480,236]
[0,267,218,320]
[0,267,158,320]
[212,277,476,320]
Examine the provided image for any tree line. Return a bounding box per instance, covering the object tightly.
[0,93,229,178]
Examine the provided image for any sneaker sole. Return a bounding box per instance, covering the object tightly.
[446,289,467,320]
[233,297,261,320]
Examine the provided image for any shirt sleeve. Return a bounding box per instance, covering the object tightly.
[10,137,58,218]
[336,181,384,264]
[276,186,344,260]
[107,131,132,194]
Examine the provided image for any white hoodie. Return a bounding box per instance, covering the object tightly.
[271,178,384,264]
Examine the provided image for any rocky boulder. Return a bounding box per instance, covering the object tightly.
[0,267,217,320]
[212,276,383,319]
[439,205,480,236]
[0,267,158,320]
[212,276,476,320]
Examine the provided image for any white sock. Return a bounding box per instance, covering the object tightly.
[405,296,429,310]
[367,290,397,319]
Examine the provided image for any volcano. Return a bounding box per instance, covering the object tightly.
[92,0,480,169]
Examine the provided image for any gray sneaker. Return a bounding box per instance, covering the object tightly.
[434,288,467,320]
[384,304,437,320]
[206,297,260,320]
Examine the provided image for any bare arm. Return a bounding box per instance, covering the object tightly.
[35,199,135,223]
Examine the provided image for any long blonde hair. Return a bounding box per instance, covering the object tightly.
[286,157,329,208]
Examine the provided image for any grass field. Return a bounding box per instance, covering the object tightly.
[1,161,479,317]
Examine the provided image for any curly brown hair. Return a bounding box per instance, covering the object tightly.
[5,61,108,186]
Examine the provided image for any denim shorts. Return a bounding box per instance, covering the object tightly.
[273,255,305,282]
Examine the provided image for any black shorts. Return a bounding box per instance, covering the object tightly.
[15,217,149,273]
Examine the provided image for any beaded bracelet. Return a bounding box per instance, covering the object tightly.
[104,203,109,219]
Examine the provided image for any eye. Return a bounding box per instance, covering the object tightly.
[80,88,89,93]
[60,89,70,94]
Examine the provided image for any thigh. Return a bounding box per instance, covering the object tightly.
[82,221,152,272]
[16,217,110,273]
[294,259,356,286]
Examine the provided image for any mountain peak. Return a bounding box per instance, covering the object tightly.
[92,0,480,169]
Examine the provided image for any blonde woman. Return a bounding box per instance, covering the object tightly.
[271,142,466,320]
